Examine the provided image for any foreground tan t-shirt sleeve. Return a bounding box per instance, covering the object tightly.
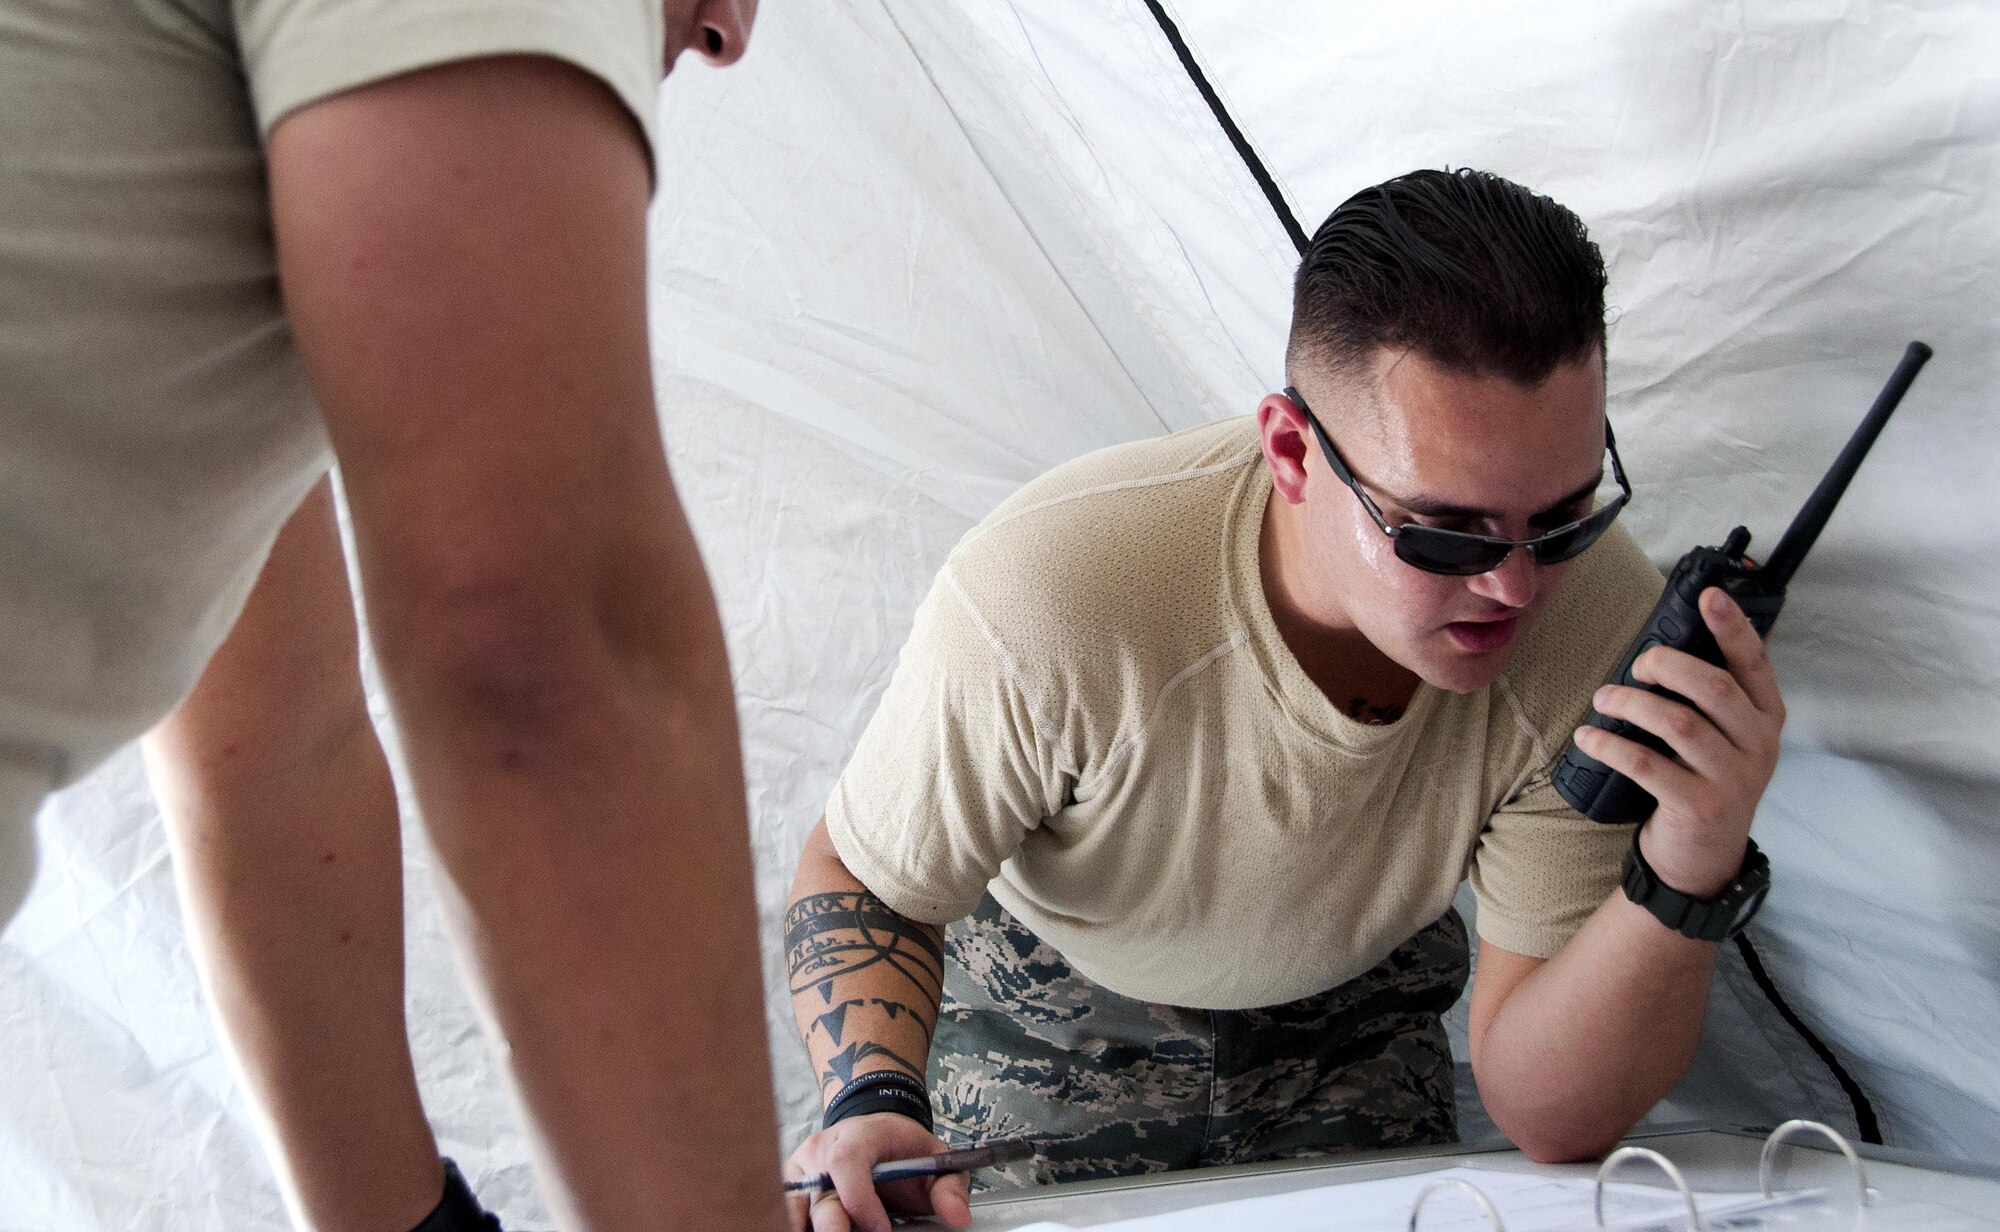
[1469,765,1633,958]
[825,567,1074,926]
[232,0,664,163]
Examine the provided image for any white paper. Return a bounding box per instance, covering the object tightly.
[983,1165,1999,1232]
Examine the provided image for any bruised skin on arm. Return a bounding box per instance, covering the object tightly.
[267,55,783,1230]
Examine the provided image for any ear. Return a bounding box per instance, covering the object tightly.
[1257,392,1313,506]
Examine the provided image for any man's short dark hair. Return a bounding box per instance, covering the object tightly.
[1286,168,1607,387]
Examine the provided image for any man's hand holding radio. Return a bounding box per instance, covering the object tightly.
[1574,586,1786,899]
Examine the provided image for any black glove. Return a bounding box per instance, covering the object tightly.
[408,1159,504,1232]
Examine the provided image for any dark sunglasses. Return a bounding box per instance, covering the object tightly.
[1282,386,1632,577]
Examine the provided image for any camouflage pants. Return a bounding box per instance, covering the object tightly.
[929,895,1469,1189]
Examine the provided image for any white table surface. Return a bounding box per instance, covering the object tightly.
[963,1126,2000,1229]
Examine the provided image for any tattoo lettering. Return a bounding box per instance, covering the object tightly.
[786,891,945,1093]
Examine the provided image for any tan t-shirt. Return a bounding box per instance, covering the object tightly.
[0,0,663,924]
[827,416,1665,1010]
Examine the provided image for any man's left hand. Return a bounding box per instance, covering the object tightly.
[1575,586,1787,902]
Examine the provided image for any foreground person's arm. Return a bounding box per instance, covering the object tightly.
[268,57,781,1231]
[1468,588,1785,1162]
[145,479,446,1232]
[783,819,969,1232]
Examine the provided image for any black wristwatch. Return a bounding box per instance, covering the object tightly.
[1622,831,1770,942]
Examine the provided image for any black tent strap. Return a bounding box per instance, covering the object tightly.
[1138,0,1309,257]
[1137,0,1884,1152]
[1736,933,1883,1144]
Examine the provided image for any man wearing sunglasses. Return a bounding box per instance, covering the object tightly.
[781,169,1784,1232]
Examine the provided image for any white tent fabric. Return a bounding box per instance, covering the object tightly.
[2,1,1995,1227]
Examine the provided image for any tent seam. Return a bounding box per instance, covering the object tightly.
[1734,933,1883,1144]
[876,0,1201,427]
[1136,0,1309,255]
[1116,0,1305,364]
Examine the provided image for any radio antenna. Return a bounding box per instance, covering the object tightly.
[1760,341,1932,585]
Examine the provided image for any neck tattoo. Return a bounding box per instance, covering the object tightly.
[1347,696,1406,726]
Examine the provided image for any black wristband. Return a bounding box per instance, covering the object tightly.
[1622,831,1771,943]
[408,1159,501,1232]
[822,1069,933,1134]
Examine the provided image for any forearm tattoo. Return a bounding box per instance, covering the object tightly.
[786,890,945,1097]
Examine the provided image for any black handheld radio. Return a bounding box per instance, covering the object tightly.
[1552,341,1934,825]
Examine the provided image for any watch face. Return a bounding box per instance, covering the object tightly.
[1731,881,1772,932]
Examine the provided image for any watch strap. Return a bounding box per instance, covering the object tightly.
[1623,833,1770,942]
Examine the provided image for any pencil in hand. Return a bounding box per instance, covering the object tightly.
[783,1137,1037,1195]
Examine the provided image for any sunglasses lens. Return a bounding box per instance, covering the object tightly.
[1394,528,1512,576]
[1394,496,1627,576]
[1528,502,1622,565]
